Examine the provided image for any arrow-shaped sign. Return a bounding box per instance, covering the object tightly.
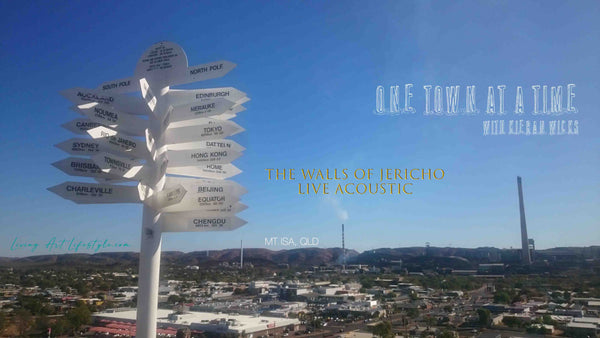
[62,118,105,135]
[143,184,187,210]
[167,105,245,128]
[166,163,242,180]
[74,103,148,137]
[158,177,245,213]
[60,87,150,115]
[195,202,248,214]
[52,157,134,181]
[167,148,241,167]
[183,61,237,86]
[48,181,141,204]
[92,152,144,179]
[87,126,148,159]
[167,139,245,152]
[168,98,237,125]
[164,119,244,145]
[159,213,246,232]
[55,138,102,156]
[167,87,248,106]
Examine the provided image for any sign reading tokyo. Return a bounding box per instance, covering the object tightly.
[49,41,249,338]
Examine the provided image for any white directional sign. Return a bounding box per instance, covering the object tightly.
[60,87,150,116]
[143,184,187,210]
[166,163,242,179]
[195,202,248,214]
[164,120,244,145]
[75,103,148,136]
[87,126,148,158]
[55,138,102,155]
[167,139,245,152]
[94,177,131,184]
[52,157,133,181]
[167,87,248,106]
[183,60,237,86]
[92,152,144,179]
[167,148,241,167]
[62,118,105,135]
[159,177,246,213]
[210,105,246,121]
[167,106,246,128]
[159,212,246,232]
[47,182,140,204]
[169,98,237,124]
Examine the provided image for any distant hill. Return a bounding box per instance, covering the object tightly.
[0,247,359,269]
[0,246,597,269]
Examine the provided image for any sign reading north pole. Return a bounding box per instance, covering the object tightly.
[49,41,249,338]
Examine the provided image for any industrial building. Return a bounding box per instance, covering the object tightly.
[92,308,301,337]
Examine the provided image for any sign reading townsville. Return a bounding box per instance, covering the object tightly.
[49,42,249,338]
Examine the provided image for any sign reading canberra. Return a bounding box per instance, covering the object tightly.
[49,41,249,338]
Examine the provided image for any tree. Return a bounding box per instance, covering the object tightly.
[407,307,419,319]
[371,321,393,338]
[542,314,556,326]
[168,294,184,304]
[477,309,491,328]
[14,309,33,337]
[502,316,524,328]
[50,318,70,336]
[425,315,436,328]
[0,312,5,332]
[493,291,512,304]
[439,330,456,338]
[66,302,91,335]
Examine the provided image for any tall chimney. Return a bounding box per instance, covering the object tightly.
[342,224,346,271]
[517,177,531,265]
[240,240,244,268]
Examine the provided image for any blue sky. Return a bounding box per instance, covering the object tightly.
[0,1,598,257]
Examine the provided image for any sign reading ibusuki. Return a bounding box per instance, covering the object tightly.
[49,41,249,338]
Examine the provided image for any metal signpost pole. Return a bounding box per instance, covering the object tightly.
[51,41,249,338]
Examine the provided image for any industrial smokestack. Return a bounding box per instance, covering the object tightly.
[342,224,346,271]
[517,177,531,265]
[240,240,244,268]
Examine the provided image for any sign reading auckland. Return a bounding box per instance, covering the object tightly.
[49,41,249,338]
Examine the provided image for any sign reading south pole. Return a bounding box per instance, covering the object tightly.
[49,42,249,338]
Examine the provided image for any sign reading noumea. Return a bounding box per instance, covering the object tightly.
[49,41,249,338]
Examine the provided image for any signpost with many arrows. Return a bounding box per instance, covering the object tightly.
[49,42,248,338]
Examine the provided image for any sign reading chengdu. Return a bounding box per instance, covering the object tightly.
[375,84,579,136]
